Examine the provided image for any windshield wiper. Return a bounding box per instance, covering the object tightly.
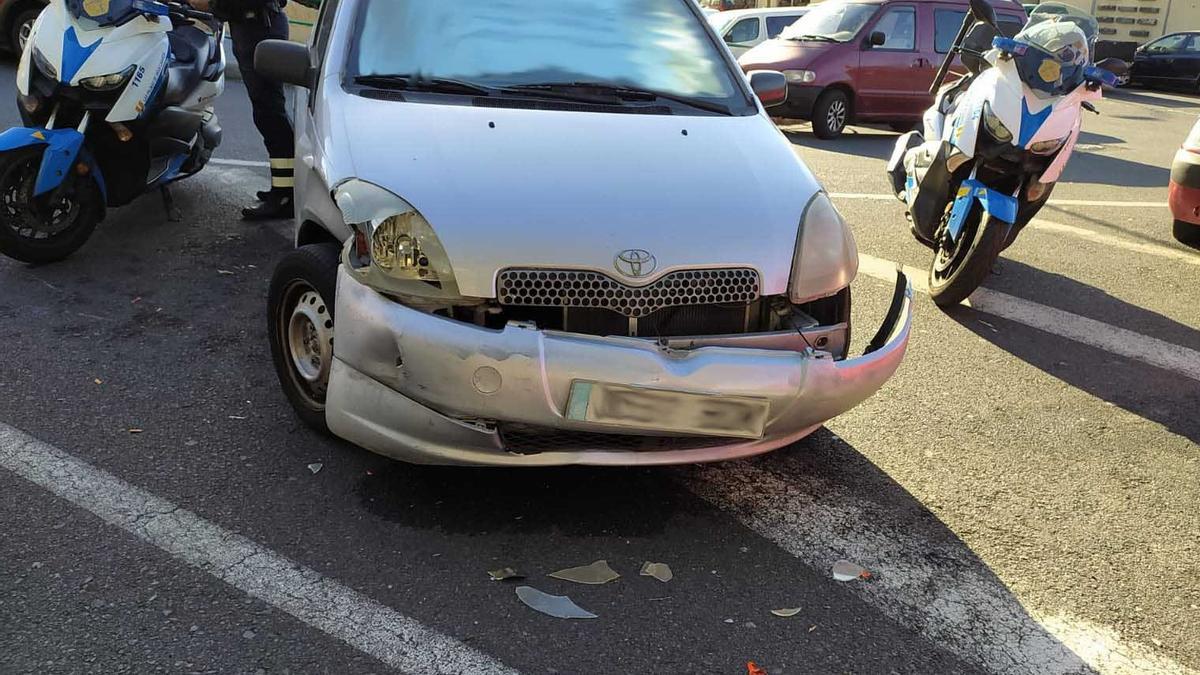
[353,74,494,96]
[787,34,839,43]
[504,82,733,115]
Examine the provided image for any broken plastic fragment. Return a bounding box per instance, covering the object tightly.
[640,562,673,583]
[832,560,870,582]
[548,560,619,585]
[127,428,143,434]
[307,463,323,475]
[747,662,768,675]
[515,586,597,619]
[488,567,522,581]
[770,608,802,618]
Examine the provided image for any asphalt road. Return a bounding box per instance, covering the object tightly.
[0,57,1197,675]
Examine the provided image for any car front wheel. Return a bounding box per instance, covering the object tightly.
[268,242,341,434]
[1174,219,1200,248]
[811,89,850,140]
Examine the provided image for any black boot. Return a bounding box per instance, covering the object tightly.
[242,189,294,221]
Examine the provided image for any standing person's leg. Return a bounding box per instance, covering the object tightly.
[232,11,296,220]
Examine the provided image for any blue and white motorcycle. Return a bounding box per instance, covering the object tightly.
[0,0,224,263]
[886,1,1126,306]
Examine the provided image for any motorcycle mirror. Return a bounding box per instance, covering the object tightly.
[968,0,999,29]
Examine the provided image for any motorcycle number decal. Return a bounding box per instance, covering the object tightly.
[83,0,110,17]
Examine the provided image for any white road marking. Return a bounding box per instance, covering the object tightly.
[858,254,1200,383]
[1028,219,1200,266]
[0,423,516,675]
[684,456,1196,675]
[210,158,271,168]
[831,193,1169,208]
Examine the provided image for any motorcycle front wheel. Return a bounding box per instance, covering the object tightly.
[0,146,103,264]
[928,201,1006,307]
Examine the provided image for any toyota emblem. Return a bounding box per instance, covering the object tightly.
[614,249,657,278]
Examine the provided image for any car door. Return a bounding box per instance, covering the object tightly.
[1167,34,1200,87]
[723,16,762,57]
[295,0,344,238]
[1136,33,1189,85]
[855,4,923,118]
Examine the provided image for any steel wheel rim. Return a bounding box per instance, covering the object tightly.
[17,19,33,52]
[284,286,333,398]
[827,99,847,131]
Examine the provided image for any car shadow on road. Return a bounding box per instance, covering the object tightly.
[1060,148,1170,187]
[783,129,896,160]
[1107,88,1200,110]
[355,429,1096,673]
[951,260,1200,444]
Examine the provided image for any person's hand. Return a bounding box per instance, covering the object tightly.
[188,0,212,11]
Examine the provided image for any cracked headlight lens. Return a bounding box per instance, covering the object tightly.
[334,179,455,286]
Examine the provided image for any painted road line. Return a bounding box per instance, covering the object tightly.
[831,193,1169,208]
[210,158,271,168]
[0,423,516,675]
[858,254,1200,383]
[684,456,1195,675]
[1028,219,1200,266]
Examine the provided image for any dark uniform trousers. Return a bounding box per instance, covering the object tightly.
[228,5,294,193]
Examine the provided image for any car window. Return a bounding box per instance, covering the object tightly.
[766,15,803,39]
[727,17,761,43]
[1184,36,1200,53]
[998,18,1024,39]
[350,0,751,114]
[1146,34,1188,53]
[934,9,966,53]
[780,3,878,43]
[873,7,916,50]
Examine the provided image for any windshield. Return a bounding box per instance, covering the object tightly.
[350,0,750,114]
[65,0,142,30]
[1012,4,1096,95]
[779,2,877,42]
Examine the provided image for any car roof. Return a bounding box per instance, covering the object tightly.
[825,0,1025,9]
[711,7,811,19]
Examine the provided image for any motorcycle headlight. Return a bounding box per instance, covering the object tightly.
[81,66,136,91]
[982,101,1013,143]
[789,192,859,304]
[334,179,455,286]
[783,69,816,84]
[1029,135,1067,155]
[31,46,57,81]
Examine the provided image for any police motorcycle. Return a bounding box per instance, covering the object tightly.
[886,1,1127,306]
[0,0,225,264]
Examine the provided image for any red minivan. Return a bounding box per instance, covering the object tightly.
[738,0,1026,139]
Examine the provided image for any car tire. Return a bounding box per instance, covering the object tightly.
[268,242,342,435]
[10,7,41,55]
[889,121,918,133]
[811,90,850,140]
[1173,219,1200,248]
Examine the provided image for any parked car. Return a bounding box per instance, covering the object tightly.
[738,0,1026,138]
[1,0,47,53]
[255,0,912,467]
[1169,116,1200,246]
[1129,32,1200,92]
[709,7,811,57]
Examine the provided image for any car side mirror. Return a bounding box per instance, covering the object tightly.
[868,31,886,47]
[255,39,314,88]
[748,70,788,108]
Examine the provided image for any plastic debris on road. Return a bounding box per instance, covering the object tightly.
[747,662,768,675]
[488,567,522,581]
[832,560,871,581]
[640,562,673,582]
[548,560,620,585]
[307,463,323,475]
[515,586,597,619]
[770,608,802,618]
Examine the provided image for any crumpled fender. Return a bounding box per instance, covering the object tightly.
[0,127,106,200]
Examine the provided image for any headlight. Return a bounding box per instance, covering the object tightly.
[982,101,1013,143]
[783,69,816,84]
[1029,136,1067,154]
[334,179,455,286]
[81,66,136,91]
[789,192,859,304]
[31,46,57,81]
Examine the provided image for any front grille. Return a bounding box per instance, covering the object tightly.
[496,268,761,319]
[500,424,737,455]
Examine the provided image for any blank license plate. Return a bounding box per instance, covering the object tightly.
[565,381,769,440]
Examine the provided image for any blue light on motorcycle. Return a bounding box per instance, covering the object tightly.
[991,37,1028,56]
[130,0,171,16]
[1084,65,1117,88]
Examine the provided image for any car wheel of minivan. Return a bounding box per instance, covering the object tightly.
[812,90,849,140]
[10,8,40,55]
[268,242,341,435]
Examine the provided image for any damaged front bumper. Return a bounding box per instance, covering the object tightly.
[326,266,913,466]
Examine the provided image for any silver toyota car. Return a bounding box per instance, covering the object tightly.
[256,0,913,466]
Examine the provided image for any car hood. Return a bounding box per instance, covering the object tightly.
[738,39,834,71]
[332,95,822,298]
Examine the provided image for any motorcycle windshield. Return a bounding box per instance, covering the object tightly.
[65,0,142,30]
[1012,14,1094,96]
